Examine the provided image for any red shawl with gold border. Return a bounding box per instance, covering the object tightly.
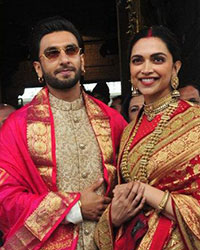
[95,99,200,250]
[0,87,127,250]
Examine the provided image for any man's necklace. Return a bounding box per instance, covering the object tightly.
[121,94,178,183]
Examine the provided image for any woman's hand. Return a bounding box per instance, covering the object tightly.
[111,182,145,227]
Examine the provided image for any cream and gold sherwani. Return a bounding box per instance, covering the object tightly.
[50,93,105,250]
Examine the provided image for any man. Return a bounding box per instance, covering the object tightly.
[179,84,200,104]
[0,16,127,249]
[0,104,15,127]
[91,81,110,105]
[110,95,122,113]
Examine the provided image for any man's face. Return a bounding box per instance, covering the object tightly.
[179,85,200,104]
[34,31,85,91]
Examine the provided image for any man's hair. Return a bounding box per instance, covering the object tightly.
[29,16,84,62]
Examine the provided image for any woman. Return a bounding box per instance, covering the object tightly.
[95,26,200,250]
[121,92,144,122]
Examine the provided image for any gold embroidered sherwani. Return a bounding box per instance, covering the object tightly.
[50,94,105,250]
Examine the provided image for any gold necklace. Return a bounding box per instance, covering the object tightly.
[121,95,178,183]
[144,94,173,121]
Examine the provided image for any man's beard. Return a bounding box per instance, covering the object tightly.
[43,67,82,90]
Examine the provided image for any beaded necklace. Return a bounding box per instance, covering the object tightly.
[121,94,178,183]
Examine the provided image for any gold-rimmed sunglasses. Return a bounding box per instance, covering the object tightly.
[40,44,82,61]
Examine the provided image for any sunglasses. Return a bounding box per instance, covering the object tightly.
[40,44,82,61]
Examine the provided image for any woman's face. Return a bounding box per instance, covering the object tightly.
[130,37,181,104]
[128,95,144,122]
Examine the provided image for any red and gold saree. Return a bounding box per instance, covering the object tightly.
[95,99,200,250]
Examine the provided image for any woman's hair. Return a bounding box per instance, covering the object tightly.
[29,16,84,62]
[128,25,181,63]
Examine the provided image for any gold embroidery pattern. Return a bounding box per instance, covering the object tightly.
[37,166,53,190]
[84,93,116,191]
[27,88,54,189]
[173,206,198,250]
[25,192,70,241]
[94,205,113,250]
[149,126,200,183]
[172,194,200,239]
[50,93,104,250]
[40,224,79,250]
[124,107,200,183]
[164,227,188,250]
[1,226,40,250]
[27,122,52,164]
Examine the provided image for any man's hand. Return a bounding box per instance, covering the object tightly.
[111,181,145,227]
[80,178,111,221]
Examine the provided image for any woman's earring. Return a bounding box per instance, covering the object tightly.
[38,76,44,83]
[132,86,140,97]
[171,76,180,98]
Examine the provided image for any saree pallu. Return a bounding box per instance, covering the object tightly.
[0,87,127,250]
[95,99,200,250]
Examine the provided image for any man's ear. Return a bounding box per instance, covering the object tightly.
[33,61,43,78]
[80,54,85,74]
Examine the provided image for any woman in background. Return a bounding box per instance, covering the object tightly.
[121,92,144,122]
[95,26,200,250]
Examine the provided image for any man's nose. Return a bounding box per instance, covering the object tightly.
[59,49,70,63]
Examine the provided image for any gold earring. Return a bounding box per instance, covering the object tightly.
[171,76,180,98]
[38,77,44,83]
[132,86,140,97]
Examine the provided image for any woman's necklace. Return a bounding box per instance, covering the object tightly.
[144,94,173,121]
[121,94,178,183]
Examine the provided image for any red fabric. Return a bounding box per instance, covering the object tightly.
[0,87,127,249]
[114,213,148,250]
[0,91,80,248]
[149,216,173,250]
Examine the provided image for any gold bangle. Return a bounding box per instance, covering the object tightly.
[156,190,170,214]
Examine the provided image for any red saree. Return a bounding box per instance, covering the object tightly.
[95,99,200,250]
[0,87,127,249]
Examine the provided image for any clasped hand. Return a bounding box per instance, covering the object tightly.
[111,181,145,227]
[80,178,111,221]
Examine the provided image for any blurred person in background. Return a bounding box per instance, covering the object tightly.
[110,95,122,113]
[179,84,200,104]
[92,81,110,105]
[121,92,144,122]
[0,104,16,128]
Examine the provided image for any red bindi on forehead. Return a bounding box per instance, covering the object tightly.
[147,28,153,37]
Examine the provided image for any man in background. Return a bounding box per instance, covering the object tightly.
[110,95,122,113]
[92,81,110,105]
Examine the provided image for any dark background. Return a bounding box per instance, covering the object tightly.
[1,0,200,106]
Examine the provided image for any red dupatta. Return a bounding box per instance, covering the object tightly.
[0,87,127,250]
